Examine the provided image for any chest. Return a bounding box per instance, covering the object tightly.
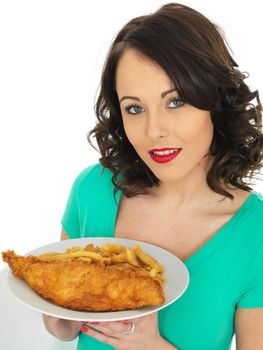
[114,195,234,261]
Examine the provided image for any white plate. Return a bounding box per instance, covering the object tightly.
[6,237,189,322]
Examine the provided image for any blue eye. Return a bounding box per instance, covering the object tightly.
[168,98,184,109]
[124,98,184,115]
[125,105,143,115]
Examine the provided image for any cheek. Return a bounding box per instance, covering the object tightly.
[123,123,143,148]
[200,116,214,145]
[182,113,214,148]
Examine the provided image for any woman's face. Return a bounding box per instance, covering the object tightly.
[115,49,214,183]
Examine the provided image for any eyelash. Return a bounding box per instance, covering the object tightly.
[124,98,184,115]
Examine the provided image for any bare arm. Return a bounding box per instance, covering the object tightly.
[235,307,263,349]
[42,228,82,341]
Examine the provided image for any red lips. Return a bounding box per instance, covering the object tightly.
[148,147,181,153]
[149,148,182,163]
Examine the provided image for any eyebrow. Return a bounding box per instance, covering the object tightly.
[119,88,177,104]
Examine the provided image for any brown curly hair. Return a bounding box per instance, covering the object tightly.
[87,2,263,202]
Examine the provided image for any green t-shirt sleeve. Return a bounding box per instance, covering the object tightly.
[61,176,80,238]
[61,164,97,239]
[237,241,263,308]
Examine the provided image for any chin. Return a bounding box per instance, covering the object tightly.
[149,167,185,182]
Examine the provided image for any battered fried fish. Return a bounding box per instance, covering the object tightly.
[2,250,165,311]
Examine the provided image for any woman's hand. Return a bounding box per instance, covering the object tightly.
[80,312,169,350]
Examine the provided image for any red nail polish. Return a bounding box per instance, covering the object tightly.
[89,321,100,325]
[80,326,88,333]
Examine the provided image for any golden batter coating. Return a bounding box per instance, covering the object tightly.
[2,247,165,311]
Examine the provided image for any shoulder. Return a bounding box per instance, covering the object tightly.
[247,191,263,217]
[70,163,118,202]
[250,191,263,232]
[72,162,113,190]
[252,191,263,205]
[238,191,263,244]
[230,189,263,216]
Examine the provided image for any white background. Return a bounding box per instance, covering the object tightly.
[0,1,262,349]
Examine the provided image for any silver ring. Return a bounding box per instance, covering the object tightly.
[123,321,135,334]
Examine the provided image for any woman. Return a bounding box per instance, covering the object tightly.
[43,3,263,350]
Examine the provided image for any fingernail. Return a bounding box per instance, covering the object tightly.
[81,321,100,325]
[80,326,88,333]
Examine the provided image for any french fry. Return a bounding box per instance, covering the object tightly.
[111,251,127,263]
[84,243,97,252]
[134,244,157,267]
[37,242,165,283]
[126,247,140,267]
[66,246,83,253]
[134,244,164,272]
[100,243,126,254]
[78,257,92,263]
[64,251,104,261]
[38,252,63,261]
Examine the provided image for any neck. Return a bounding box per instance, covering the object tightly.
[148,156,227,212]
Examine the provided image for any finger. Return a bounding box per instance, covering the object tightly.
[80,319,130,322]
[81,321,101,325]
[100,321,133,332]
[86,322,132,337]
[80,325,122,348]
[82,320,133,333]
[89,323,121,337]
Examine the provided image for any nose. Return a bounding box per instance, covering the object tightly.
[145,111,169,140]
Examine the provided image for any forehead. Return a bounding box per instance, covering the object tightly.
[115,49,174,94]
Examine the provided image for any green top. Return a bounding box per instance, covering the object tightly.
[61,163,263,350]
